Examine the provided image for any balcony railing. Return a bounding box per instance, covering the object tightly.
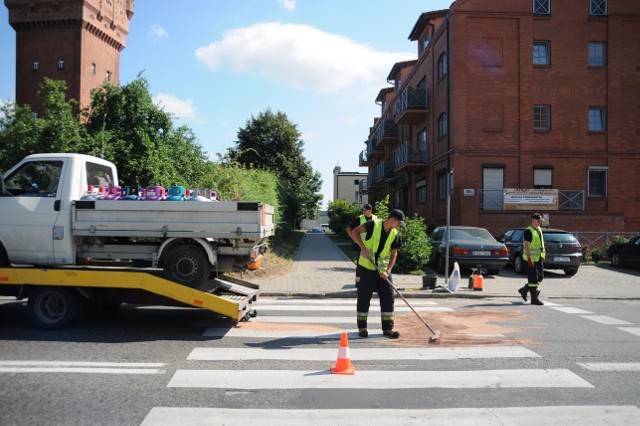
[375,161,396,183]
[395,87,428,124]
[374,119,399,147]
[359,149,372,166]
[477,190,585,211]
[394,141,428,170]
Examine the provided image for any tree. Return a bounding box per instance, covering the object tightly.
[327,199,360,235]
[227,109,322,229]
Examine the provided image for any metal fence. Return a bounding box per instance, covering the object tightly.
[478,189,585,211]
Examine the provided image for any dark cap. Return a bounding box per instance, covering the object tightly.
[362,203,373,211]
[531,213,542,220]
[388,209,405,223]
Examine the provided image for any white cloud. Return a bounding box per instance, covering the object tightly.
[148,24,169,42]
[280,0,296,10]
[194,22,412,93]
[153,93,196,120]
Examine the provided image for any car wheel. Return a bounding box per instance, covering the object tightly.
[611,252,621,268]
[564,268,579,276]
[513,256,525,274]
[163,244,211,287]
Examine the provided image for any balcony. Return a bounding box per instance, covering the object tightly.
[374,119,399,148]
[359,148,372,166]
[365,138,384,159]
[395,87,428,125]
[375,161,397,183]
[394,141,428,172]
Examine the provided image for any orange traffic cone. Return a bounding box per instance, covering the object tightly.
[473,273,484,291]
[330,331,356,375]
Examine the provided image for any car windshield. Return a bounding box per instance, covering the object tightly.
[544,232,578,243]
[450,228,494,241]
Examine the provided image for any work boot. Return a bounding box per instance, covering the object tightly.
[530,288,544,305]
[383,329,400,339]
[358,328,368,338]
[518,285,528,302]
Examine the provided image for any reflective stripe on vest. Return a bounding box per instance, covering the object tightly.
[523,225,546,261]
[358,219,397,272]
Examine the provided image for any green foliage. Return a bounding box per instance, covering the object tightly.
[226,108,322,229]
[397,214,432,271]
[202,162,279,208]
[374,195,390,220]
[590,247,603,263]
[327,199,360,235]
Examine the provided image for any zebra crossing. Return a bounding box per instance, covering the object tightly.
[141,297,640,425]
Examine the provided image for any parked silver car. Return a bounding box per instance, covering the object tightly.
[497,228,582,276]
[430,226,509,275]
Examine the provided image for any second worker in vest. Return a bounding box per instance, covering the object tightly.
[351,209,404,338]
[518,213,546,306]
[346,203,377,289]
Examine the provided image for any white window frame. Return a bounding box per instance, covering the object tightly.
[590,0,607,16]
[533,41,550,65]
[588,166,608,198]
[589,42,607,67]
[533,0,550,15]
[91,63,96,75]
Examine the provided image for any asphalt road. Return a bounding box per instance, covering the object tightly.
[1,286,639,425]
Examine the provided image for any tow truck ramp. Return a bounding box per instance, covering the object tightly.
[0,267,259,329]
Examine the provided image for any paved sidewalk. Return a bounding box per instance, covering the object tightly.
[251,233,640,300]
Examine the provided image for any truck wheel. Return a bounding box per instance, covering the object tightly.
[164,244,211,287]
[27,287,84,330]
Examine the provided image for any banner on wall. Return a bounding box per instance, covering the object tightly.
[502,188,559,211]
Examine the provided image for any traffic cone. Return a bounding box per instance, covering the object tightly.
[330,331,356,375]
[473,273,484,291]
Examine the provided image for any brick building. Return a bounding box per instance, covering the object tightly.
[360,0,640,235]
[5,0,134,114]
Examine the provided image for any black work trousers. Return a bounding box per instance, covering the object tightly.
[526,259,544,291]
[356,266,395,331]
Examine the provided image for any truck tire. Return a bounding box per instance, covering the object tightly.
[27,287,85,330]
[163,244,211,288]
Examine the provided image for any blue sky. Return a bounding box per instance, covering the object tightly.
[1,0,453,208]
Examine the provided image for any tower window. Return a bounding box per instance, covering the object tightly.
[105,70,112,82]
[91,63,96,75]
[32,59,40,71]
[57,58,65,70]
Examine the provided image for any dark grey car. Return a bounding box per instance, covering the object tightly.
[497,228,582,276]
[430,226,509,275]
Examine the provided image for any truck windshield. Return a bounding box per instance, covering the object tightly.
[3,161,63,197]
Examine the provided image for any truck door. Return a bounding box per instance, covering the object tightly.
[0,160,64,264]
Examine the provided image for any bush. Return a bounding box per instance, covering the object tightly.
[591,247,603,263]
[397,214,432,272]
[327,199,360,235]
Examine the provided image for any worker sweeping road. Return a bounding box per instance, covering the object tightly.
[351,209,404,338]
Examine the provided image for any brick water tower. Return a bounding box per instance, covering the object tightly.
[5,0,134,114]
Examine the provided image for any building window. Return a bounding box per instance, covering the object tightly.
[57,58,64,70]
[437,53,447,79]
[91,63,96,75]
[588,166,608,198]
[590,0,607,16]
[421,34,430,53]
[32,59,40,71]
[416,179,427,204]
[588,107,607,131]
[483,167,504,210]
[438,113,447,138]
[105,70,112,82]
[392,189,400,208]
[533,0,550,15]
[533,41,550,65]
[534,105,551,131]
[534,168,553,189]
[589,42,607,66]
[353,179,360,185]
[438,173,447,199]
[395,78,402,91]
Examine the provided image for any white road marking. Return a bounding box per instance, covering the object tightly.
[187,346,540,361]
[580,315,632,325]
[204,328,365,338]
[258,298,438,306]
[542,301,563,306]
[254,304,450,312]
[167,369,593,389]
[142,406,640,426]
[550,307,593,314]
[0,360,165,374]
[577,362,640,372]
[617,327,640,337]
[253,315,376,324]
